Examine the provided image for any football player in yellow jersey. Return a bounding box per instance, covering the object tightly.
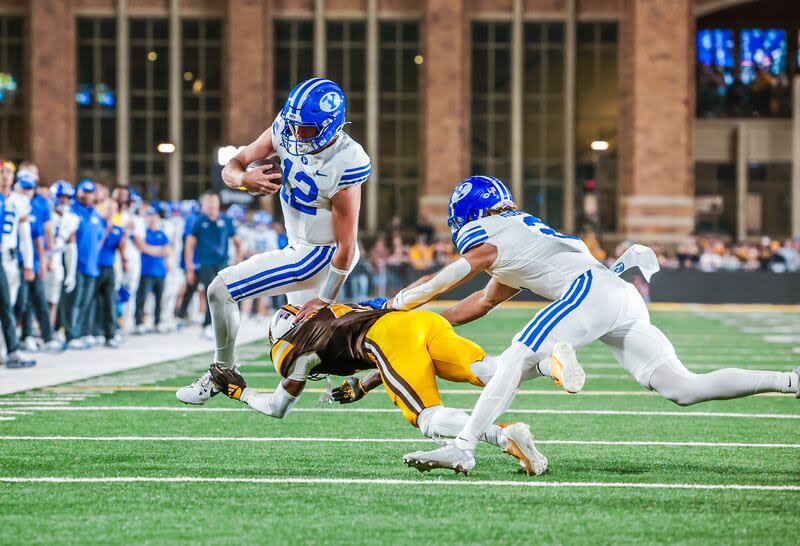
[209,303,553,475]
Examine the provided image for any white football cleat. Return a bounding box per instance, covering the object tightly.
[403,442,475,475]
[176,369,220,405]
[550,341,585,394]
[500,422,548,476]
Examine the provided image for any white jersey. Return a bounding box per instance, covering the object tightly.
[250,227,281,255]
[162,216,184,271]
[53,208,81,246]
[455,211,602,301]
[271,115,371,246]
[3,191,31,249]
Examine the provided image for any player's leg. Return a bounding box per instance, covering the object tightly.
[601,281,799,405]
[177,244,336,405]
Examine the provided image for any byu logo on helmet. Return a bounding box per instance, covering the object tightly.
[319,91,342,112]
[447,176,515,244]
[280,78,347,156]
[452,182,473,202]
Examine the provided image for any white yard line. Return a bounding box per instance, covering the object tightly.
[0,476,797,492]
[3,405,798,420]
[1,435,798,449]
[0,417,15,421]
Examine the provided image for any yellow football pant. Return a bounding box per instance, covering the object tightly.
[364,310,487,426]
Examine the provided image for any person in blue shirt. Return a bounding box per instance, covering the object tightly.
[134,206,171,333]
[15,173,59,351]
[177,192,240,336]
[65,179,104,349]
[91,197,127,347]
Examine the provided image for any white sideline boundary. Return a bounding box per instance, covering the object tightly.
[1,476,798,492]
[3,405,799,420]
[0,318,265,396]
[2,435,799,449]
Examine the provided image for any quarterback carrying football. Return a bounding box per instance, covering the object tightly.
[208,302,560,476]
[377,175,800,474]
[177,78,370,405]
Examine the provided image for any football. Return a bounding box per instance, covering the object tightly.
[245,157,283,196]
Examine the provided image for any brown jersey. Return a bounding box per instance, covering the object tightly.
[270,304,392,378]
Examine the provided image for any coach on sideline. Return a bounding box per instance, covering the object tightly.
[178,192,241,337]
[65,179,104,349]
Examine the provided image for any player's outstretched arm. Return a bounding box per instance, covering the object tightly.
[390,243,499,311]
[211,364,305,419]
[222,127,282,195]
[331,371,383,404]
[295,185,362,322]
[441,278,520,326]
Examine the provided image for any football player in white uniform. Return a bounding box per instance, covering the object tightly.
[177,78,370,405]
[0,165,34,307]
[375,176,800,474]
[46,180,80,326]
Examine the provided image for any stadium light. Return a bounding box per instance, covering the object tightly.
[217,145,245,166]
[157,142,176,154]
[590,140,609,151]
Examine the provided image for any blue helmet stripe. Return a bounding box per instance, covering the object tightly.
[294,78,332,111]
[288,78,325,109]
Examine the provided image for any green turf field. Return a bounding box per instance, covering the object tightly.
[1,307,798,545]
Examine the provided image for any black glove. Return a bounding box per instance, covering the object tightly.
[331,377,367,404]
[209,364,247,400]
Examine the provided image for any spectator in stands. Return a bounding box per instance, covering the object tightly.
[582,229,607,263]
[66,179,104,349]
[178,191,240,338]
[778,238,799,272]
[432,235,454,266]
[135,207,171,334]
[369,234,389,297]
[409,233,434,271]
[387,230,408,295]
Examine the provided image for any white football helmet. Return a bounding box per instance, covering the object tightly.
[268,305,299,347]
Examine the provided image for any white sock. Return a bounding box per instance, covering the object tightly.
[207,276,239,366]
[417,406,508,448]
[453,343,529,452]
[537,357,554,378]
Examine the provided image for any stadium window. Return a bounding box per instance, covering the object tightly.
[77,18,117,185]
[378,20,421,228]
[273,19,314,114]
[576,22,618,234]
[130,18,169,199]
[0,16,26,164]
[523,22,564,228]
[326,21,366,146]
[182,18,223,198]
[470,22,512,188]
[272,19,314,219]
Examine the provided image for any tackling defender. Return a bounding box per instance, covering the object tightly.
[209,303,557,475]
[374,175,800,474]
[177,78,370,404]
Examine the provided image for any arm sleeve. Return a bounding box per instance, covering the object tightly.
[391,257,472,311]
[18,220,33,269]
[239,383,299,419]
[64,242,77,285]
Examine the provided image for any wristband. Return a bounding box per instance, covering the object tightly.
[318,266,348,304]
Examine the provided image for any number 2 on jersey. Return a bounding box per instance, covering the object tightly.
[522,214,579,240]
[281,159,319,215]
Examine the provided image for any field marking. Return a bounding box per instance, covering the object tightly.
[0,417,15,421]
[1,476,798,492]
[4,405,799,420]
[27,385,794,398]
[1,435,798,449]
[432,301,800,313]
